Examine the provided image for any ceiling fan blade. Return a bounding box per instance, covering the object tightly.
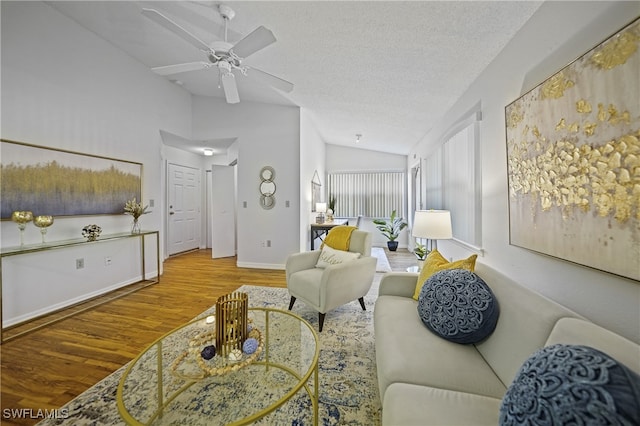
[248,67,294,93]
[221,72,240,104]
[142,8,210,52]
[231,26,276,59]
[152,62,210,76]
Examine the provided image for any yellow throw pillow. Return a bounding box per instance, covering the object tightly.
[412,249,478,300]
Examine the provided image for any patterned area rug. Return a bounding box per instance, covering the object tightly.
[38,278,383,425]
[371,247,392,272]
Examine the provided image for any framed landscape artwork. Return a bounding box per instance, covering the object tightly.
[1,139,142,219]
[505,18,639,282]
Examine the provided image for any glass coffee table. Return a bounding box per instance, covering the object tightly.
[117,308,319,425]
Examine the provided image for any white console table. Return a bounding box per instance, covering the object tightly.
[0,230,160,343]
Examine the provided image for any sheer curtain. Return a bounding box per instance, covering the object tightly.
[422,114,482,248]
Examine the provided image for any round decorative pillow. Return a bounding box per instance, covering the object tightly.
[500,344,640,425]
[417,268,499,344]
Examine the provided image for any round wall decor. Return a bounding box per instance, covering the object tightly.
[259,166,276,209]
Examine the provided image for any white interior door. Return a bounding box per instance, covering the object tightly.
[168,163,200,255]
[211,165,236,258]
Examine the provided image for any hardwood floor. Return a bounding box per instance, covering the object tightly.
[0,247,415,426]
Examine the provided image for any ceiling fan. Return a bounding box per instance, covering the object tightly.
[141,3,293,104]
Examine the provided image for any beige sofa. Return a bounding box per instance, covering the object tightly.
[374,263,640,425]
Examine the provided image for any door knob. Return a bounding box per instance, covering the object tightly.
[169,211,175,215]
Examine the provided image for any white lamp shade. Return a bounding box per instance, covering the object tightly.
[316,202,327,213]
[412,210,452,239]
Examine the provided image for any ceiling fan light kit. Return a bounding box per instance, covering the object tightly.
[142,4,293,104]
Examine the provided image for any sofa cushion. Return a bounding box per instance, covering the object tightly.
[500,344,640,425]
[413,249,477,300]
[417,269,499,344]
[545,317,640,375]
[374,294,507,400]
[315,245,360,268]
[472,263,583,388]
[383,383,502,426]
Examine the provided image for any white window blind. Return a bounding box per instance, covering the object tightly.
[327,171,406,218]
[422,113,481,248]
[424,148,442,210]
[443,123,481,246]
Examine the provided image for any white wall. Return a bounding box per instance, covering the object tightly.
[326,144,409,248]
[299,110,326,251]
[0,1,192,325]
[191,96,300,268]
[409,1,640,343]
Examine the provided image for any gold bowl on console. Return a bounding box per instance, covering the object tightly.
[11,210,33,225]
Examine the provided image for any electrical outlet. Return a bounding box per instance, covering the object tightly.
[104,257,112,266]
[76,258,84,269]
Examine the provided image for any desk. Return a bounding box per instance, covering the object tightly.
[310,219,349,250]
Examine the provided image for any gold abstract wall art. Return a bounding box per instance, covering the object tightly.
[1,139,142,219]
[505,18,639,282]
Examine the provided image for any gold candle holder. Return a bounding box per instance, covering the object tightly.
[215,291,248,358]
[11,211,34,246]
[33,215,54,243]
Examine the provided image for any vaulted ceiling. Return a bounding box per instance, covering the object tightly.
[47,1,543,155]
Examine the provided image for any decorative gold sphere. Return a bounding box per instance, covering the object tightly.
[11,211,33,224]
[33,215,54,228]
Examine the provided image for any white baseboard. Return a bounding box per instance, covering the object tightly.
[236,261,285,270]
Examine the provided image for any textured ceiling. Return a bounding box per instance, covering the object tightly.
[47,1,542,155]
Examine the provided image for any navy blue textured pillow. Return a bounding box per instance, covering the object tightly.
[416,268,499,344]
[500,344,640,425]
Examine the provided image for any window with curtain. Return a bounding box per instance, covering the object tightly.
[422,111,482,248]
[326,171,406,218]
[443,122,481,247]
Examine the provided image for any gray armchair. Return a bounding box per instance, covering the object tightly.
[286,229,377,331]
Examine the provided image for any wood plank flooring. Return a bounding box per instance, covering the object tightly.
[0,248,415,426]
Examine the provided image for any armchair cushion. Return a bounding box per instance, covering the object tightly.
[316,245,361,268]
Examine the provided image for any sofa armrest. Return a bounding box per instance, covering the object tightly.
[378,272,419,298]
[285,251,321,280]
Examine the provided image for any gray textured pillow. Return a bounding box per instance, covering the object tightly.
[417,268,499,344]
[500,344,640,425]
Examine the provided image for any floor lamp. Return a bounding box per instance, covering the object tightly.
[412,210,453,253]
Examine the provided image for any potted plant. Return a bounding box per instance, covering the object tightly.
[414,239,428,269]
[373,210,408,251]
[327,195,337,221]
